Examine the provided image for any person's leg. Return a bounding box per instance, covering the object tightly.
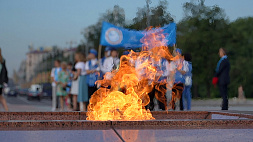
[79,102,83,111]
[70,94,73,109]
[220,85,228,110]
[73,95,77,111]
[60,96,64,111]
[56,96,60,109]
[67,94,72,110]
[219,85,228,110]
[182,87,187,110]
[156,83,166,110]
[52,86,56,111]
[179,95,184,110]
[171,84,177,110]
[0,95,8,111]
[145,85,155,111]
[176,83,184,111]
[83,102,87,111]
[185,86,192,110]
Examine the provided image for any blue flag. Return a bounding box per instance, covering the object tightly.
[100,22,176,48]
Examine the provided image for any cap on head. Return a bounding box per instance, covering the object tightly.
[175,48,182,54]
[89,49,98,56]
[123,51,129,55]
[105,46,111,52]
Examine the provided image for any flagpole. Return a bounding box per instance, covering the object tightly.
[98,44,102,64]
[97,44,103,83]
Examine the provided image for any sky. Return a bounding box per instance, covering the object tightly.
[1,0,253,77]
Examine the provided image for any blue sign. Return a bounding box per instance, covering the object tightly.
[100,22,176,48]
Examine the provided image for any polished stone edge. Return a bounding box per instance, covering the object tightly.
[0,111,87,121]
[0,120,112,131]
[0,111,241,120]
[1,111,253,121]
[0,119,252,131]
[111,119,253,128]
[210,111,253,119]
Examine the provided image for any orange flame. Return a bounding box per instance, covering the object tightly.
[87,26,182,120]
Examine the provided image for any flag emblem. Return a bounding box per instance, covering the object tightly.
[105,28,123,45]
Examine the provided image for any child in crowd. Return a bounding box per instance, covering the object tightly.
[57,62,70,111]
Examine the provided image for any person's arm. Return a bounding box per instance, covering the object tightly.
[50,68,55,82]
[73,69,81,80]
[85,61,95,74]
[177,61,189,75]
[0,57,3,64]
[215,60,227,77]
[0,48,3,63]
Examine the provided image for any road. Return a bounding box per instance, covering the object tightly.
[1,95,252,112]
[1,95,52,111]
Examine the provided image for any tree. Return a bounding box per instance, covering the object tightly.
[82,5,125,52]
[177,0,230,98]
[128,0,174,30]
[225,17,253,98]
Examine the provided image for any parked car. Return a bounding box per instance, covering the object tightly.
[18,88,29,96]
[27,84,43,101]
[7,88,18,97]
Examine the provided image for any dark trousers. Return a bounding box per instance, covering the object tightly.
[171,83,184,110]
[88,86,97,100]
[56,96,60,108]
[219,84,228,110]
[145,83,167,111]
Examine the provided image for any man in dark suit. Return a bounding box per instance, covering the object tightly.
[215,48,230,110]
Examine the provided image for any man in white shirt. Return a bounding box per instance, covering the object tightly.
[51,60,61,111]
[100,46,111,78]
[101,48,120,79]
[86,49,100,99]
[169,48,189,110]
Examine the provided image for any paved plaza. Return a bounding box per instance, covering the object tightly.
[1,95,252,112]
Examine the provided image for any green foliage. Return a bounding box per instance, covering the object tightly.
[80,0,253,98]
[177,0,230,98]
[127,0,173,30]
[225,17,253,98]
[83,5,125,51]
[178,0,253,98]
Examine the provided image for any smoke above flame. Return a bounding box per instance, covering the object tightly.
[87,26,182,121]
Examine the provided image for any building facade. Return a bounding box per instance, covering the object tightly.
[25,46,77,82]
[25,47,52,82]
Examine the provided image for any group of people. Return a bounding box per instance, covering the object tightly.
[0,46,230,112]
[50,47,120,111]
[50,46,195,111]
[142,48,193,111]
